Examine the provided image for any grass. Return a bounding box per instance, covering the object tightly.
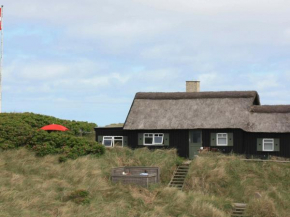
[0,147,187,217]
[1,148,290,216]
[184,152,290,217]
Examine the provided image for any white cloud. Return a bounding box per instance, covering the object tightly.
[247,73,280,90]
[2,0,290,125]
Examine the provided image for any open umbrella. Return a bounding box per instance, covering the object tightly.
[40,124,69,131]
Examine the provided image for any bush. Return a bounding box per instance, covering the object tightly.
[0,112,104,160]
[67,189,90,204]
[27,131,105,159]
[58,156,68,163]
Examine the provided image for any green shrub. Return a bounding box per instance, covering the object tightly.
[58,156,68,163]
[67,189,90,204]
[0,141,16,150]
[0,112,104,160]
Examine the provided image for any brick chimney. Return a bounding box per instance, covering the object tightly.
[186,81,200,92]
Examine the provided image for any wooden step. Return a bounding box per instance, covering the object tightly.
[233,209,245,212]
[231,203,247,217]
[233,203,247,208]
[233,211,244,214]
[168,162,191,190]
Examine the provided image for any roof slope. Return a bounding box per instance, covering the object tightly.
[123,91,290,133]
[249,105,290,133]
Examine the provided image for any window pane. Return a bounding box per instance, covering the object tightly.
[104,136,113,139]
[218,134,226,138]
[154,135,163,144]
[264,143,273,151]
[145,137,153,144]
[114,140,123,147]
[114,137,123,140]
[103,139,112,146]
[192,132,201,143]
[218,138,227,145]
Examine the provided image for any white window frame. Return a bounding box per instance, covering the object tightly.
[263,138,274,151]
[102,136,123,147]
[216,133,228,146]
[143,133,164,146]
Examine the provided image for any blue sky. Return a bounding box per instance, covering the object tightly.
[1,0,290,126]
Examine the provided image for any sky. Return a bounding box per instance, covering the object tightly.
[1,0,290,126]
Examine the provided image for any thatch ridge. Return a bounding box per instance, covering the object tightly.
[135,91,259,100]
[251,105,290,113]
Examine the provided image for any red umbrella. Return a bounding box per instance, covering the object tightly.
[40,124,69,131]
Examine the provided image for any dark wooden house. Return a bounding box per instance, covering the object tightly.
[95,81,290,159]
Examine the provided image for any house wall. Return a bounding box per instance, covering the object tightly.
[94,127,125,140]
[95,128,189,157]
[243,132,290,158]
[126,130,189,158]
[95,128,290,158]
[202,129,244,154]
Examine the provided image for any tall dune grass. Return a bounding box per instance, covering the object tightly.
[184,152,290,217]
[1,148,289,216]
[0,148,231,217]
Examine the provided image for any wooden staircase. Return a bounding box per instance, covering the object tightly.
[231,203,247,217]
[168,162,190,190]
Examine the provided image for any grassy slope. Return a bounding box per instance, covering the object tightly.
[3,149,290,217]
[0,148,178,217]
[1,113,290,216]
[184,152,290,217]
[0,148,233,217]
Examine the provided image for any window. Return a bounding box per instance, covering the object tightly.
[102,136,123,147]
[103,136,113,147]
[144,133,164,145]
[217,133,228,146]
[263,139,274,151]
[192,131,201,143]
[114,137,123,147]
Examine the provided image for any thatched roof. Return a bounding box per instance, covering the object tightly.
[251,105,290,113]
[123,91,290,133]
[135,91,260,103]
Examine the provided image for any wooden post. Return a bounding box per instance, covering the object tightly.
[0,5,3,113]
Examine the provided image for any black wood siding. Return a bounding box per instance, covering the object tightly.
[95,128,290,158]
[94,127,125,141]
[202,129,244,154]
[243,132,290,158]
[95,128,189,158]
[126,130,189,158]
